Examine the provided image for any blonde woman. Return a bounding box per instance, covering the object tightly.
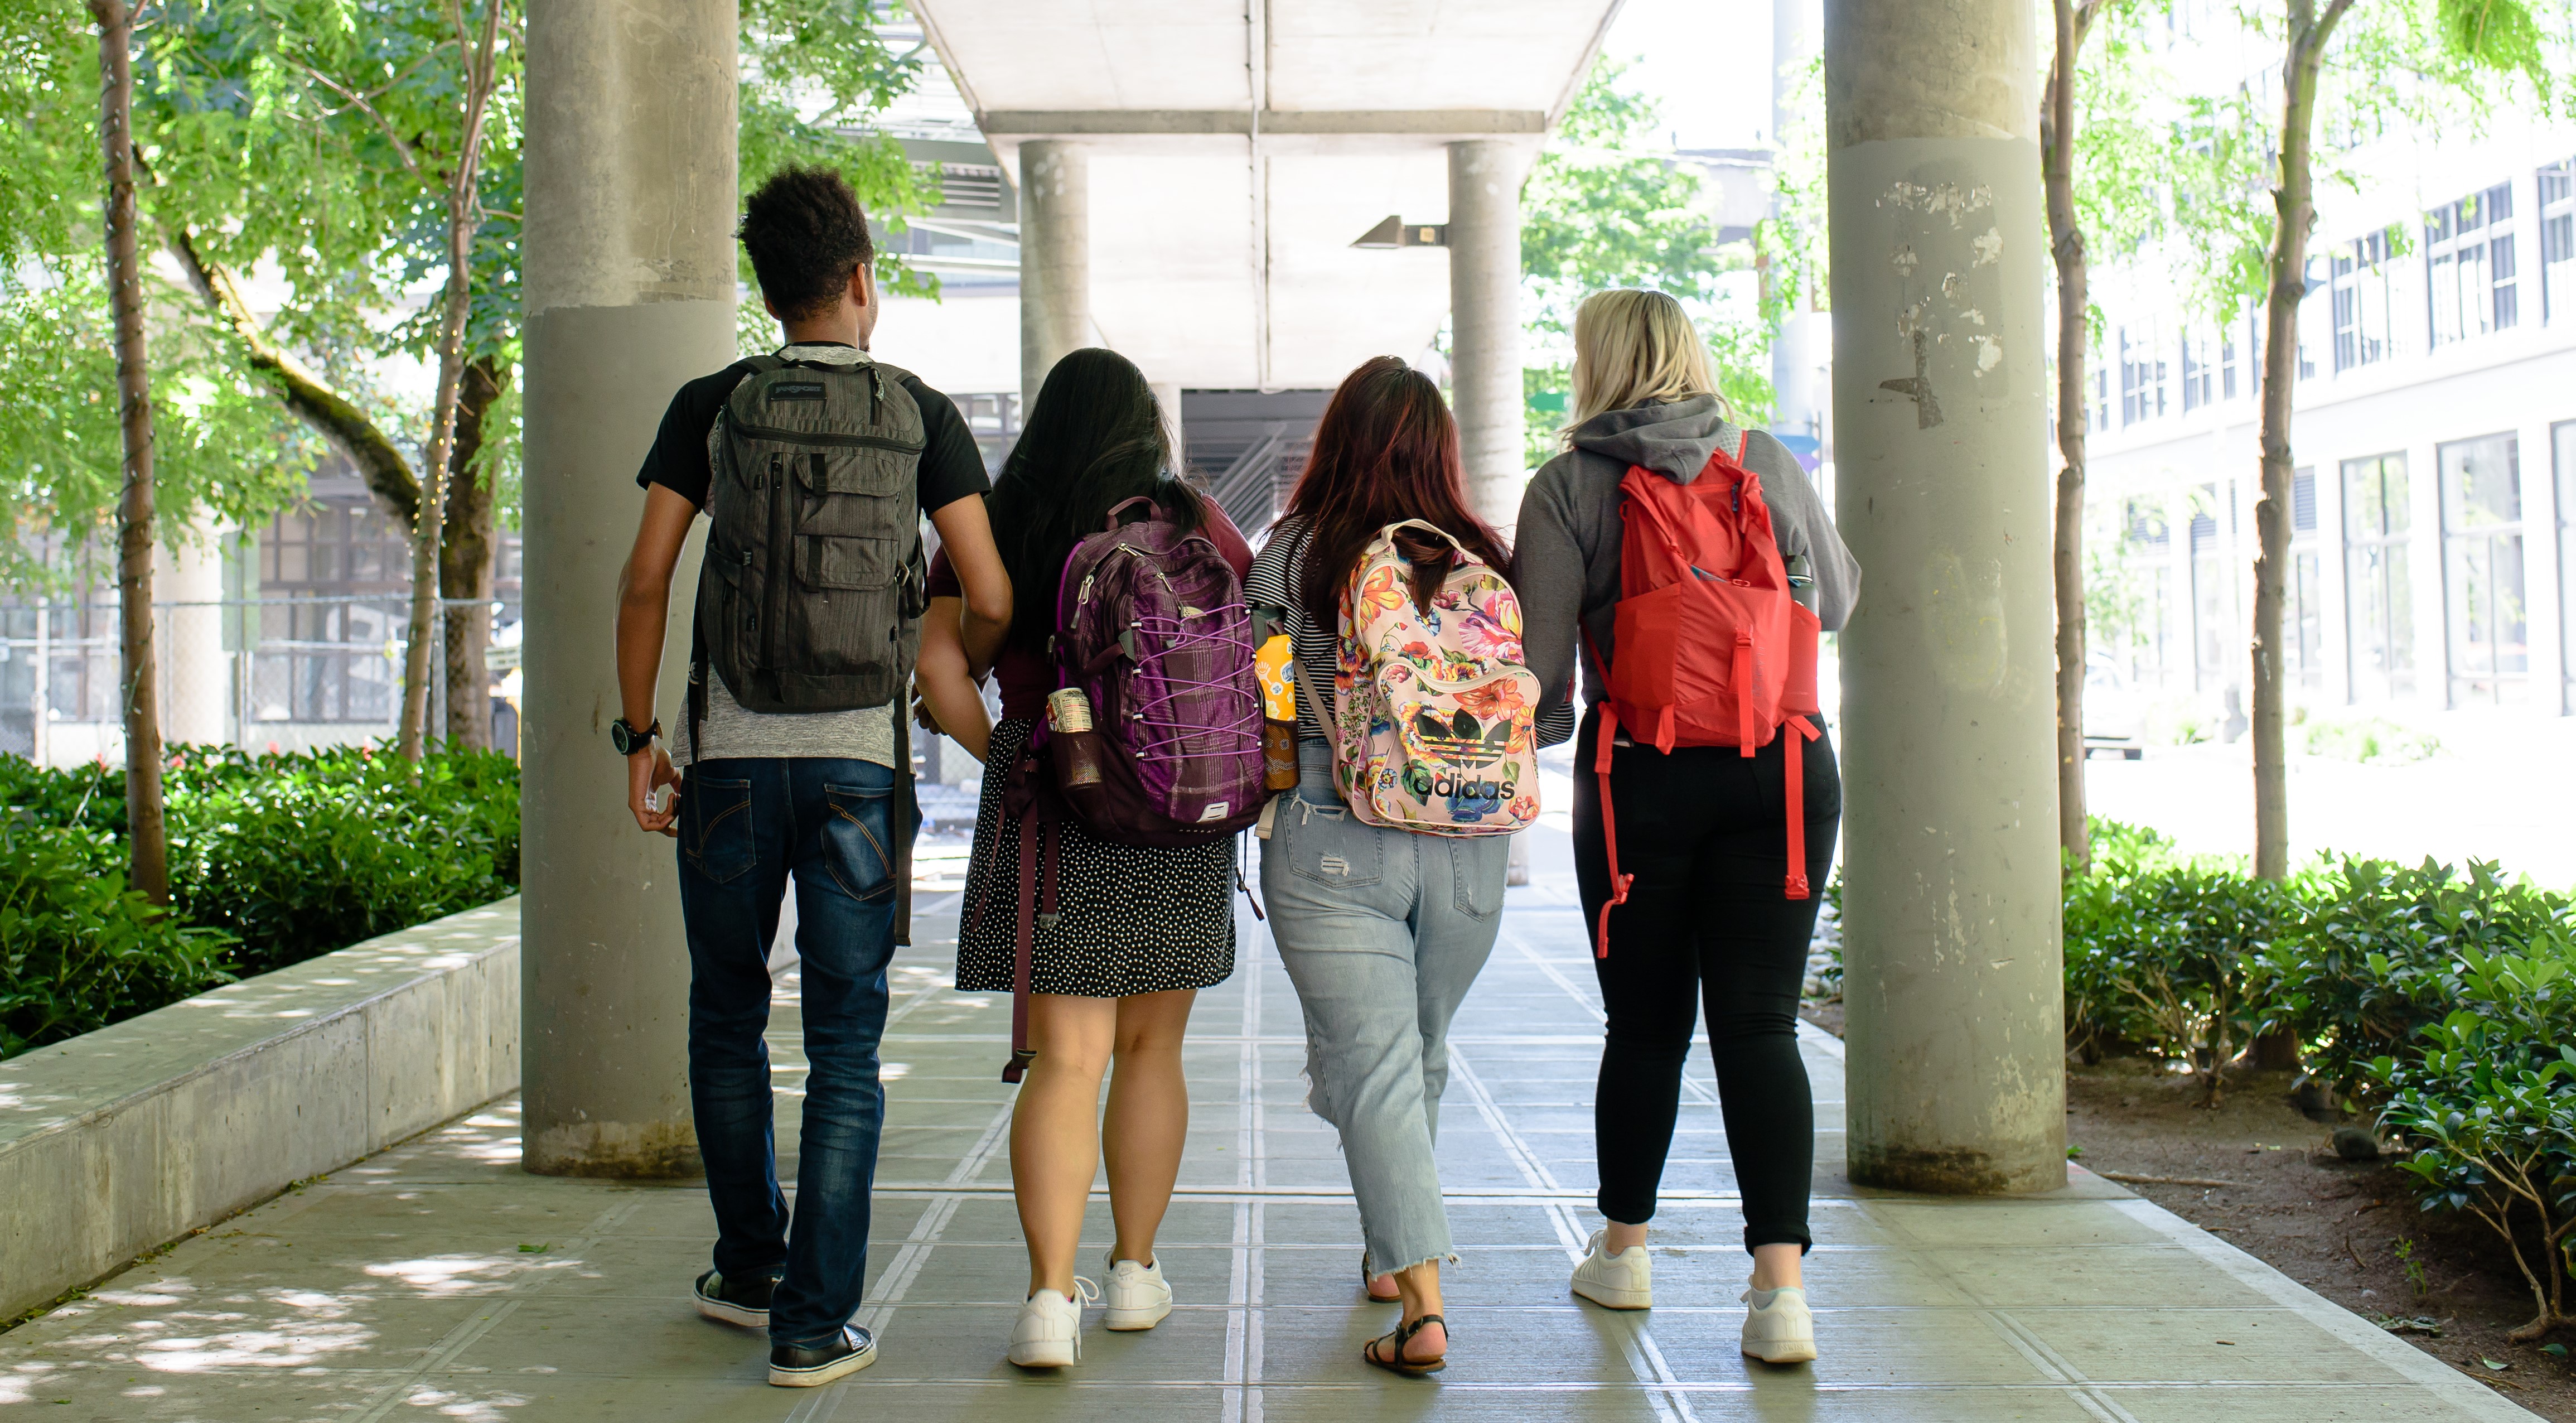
[1511,288,1860,1366]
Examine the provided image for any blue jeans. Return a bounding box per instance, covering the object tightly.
[1259,742,1510,1277]
[676,757,914,1347]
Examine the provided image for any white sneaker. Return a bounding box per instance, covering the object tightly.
[1006,1278,1098,1368]
[1740,1284,1818,1364]
[1569,1229,1653,1310]
[1102,1254,1173,1332]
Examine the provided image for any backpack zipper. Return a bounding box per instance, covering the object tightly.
[731,422,925,454]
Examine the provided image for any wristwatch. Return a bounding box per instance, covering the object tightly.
[611,718,660,756]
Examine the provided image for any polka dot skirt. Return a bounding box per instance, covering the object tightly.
[954,717,1240,998]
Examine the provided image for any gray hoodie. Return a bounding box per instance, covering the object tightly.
[1512,394,1861,726]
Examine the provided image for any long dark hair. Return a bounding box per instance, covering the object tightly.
[985,348,1204,650]
[1280,356,1507,631]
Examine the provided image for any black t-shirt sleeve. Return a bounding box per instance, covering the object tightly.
[903,375,991,513]
[635,362,754,510]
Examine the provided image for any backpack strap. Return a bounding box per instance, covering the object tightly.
[1782,714,1818,900]
[1581,630,1632,960]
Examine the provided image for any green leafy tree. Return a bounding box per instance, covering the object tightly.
[0,16,313,592]
[4,1,939,751]
[1521,58,1772,466]
[2113,1,2565,879]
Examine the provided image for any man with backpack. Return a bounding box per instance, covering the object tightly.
[612,166,1011,1388]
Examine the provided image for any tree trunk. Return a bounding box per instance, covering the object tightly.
[2044,0,2102,875]
[90,0,166,905]
[2251,0,2353,880]
[439,356,505,750]
[397,2,502,762]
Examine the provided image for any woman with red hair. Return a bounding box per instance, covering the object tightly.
[1245,356,1572,1376]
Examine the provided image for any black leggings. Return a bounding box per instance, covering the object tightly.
[1570,705,1841,1253]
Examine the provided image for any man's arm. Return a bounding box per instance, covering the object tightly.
[927,492,1012,676]
[616,483,698,834]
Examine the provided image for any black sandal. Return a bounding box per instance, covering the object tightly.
[1361,1255,1400,1303]
[1363,1313,1447,1376]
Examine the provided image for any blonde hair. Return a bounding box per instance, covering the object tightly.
[1567,288,1731,436]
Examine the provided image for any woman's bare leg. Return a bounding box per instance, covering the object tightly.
[1012,993,1118,1297]
[1102,989,1197,1265]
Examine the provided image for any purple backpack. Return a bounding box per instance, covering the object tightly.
[983,496,1263,1082]
[1050,496,1265,843]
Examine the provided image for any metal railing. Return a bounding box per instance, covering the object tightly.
[0,596,522,765]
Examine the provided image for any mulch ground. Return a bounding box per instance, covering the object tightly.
[1797,1004,2575,1417]
[2061,1059,2575,1417]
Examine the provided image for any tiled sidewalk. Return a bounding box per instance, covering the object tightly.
[0,833,2534,1421]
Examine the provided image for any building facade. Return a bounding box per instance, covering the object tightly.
[2089,113,2576,732]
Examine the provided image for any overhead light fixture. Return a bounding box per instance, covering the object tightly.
[1351,215,1447,249]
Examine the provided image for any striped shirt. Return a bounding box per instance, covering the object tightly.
[1245,515,1575,749]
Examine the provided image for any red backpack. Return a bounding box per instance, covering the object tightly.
[1584,432,1823,958]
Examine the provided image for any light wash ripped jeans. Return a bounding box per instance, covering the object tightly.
[1261,741,1511,1277]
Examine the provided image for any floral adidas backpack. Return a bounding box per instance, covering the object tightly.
[1328,520,1541,835]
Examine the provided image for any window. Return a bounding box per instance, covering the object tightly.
[2221,328,2238,400]
[2289,468,2322,691]
[253,500,408,724]
[2331,230,2397,372]
[2119,328,2167,426]
[2092,365,2110,433]
[2181,331,2213,411]
[2343,453,2414,701]
[2121,498,2177,686]
[2438,433,2525,706]
[2559,422,2576,712]
[2191,486,2228,689]
[2543,160,2574,324]
[2427,182,2518,346]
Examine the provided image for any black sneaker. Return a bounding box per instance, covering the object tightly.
[692,1269,777,1328]
[769,1324,877,1387]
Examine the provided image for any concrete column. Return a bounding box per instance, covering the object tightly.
[1826,0,2065,1194]
[1018,141,1090,415]
[519,0,737,1178]
[1149,380,1186,467]
[154,529,227,747]
[1448,139,1524,533]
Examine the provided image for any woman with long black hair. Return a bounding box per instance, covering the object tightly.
[915,348,1253,1369]
[1246,356,1570,1376]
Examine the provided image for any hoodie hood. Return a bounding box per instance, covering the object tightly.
[1567,394,1734,485]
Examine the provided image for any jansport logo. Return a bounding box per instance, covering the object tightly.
[768,381,828,402]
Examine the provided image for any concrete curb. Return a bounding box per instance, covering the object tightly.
[0,896,520,1321]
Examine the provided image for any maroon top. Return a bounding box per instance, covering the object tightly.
[927,494,1255,720]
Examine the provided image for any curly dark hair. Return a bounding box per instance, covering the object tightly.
[738,166,876,322]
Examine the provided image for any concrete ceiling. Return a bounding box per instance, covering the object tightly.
[911,1,1623,390]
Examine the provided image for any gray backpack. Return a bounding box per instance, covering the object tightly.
[692,354,932,721]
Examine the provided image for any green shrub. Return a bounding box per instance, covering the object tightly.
[0,819,234,1059]
[2258,858,2575,1098]
[2063,851,2299,1103]
[2375,944,2576,1340]
[2304,714,2442,764]
[0,744,519,1058]
[162,745,520,976]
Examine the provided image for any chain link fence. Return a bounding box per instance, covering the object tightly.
[0,596,523,765]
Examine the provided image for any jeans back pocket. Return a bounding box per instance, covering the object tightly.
[820,780,897,901]
[685,775,757,884]
[1285,797,1385,887]
[1451,834,1510,920]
